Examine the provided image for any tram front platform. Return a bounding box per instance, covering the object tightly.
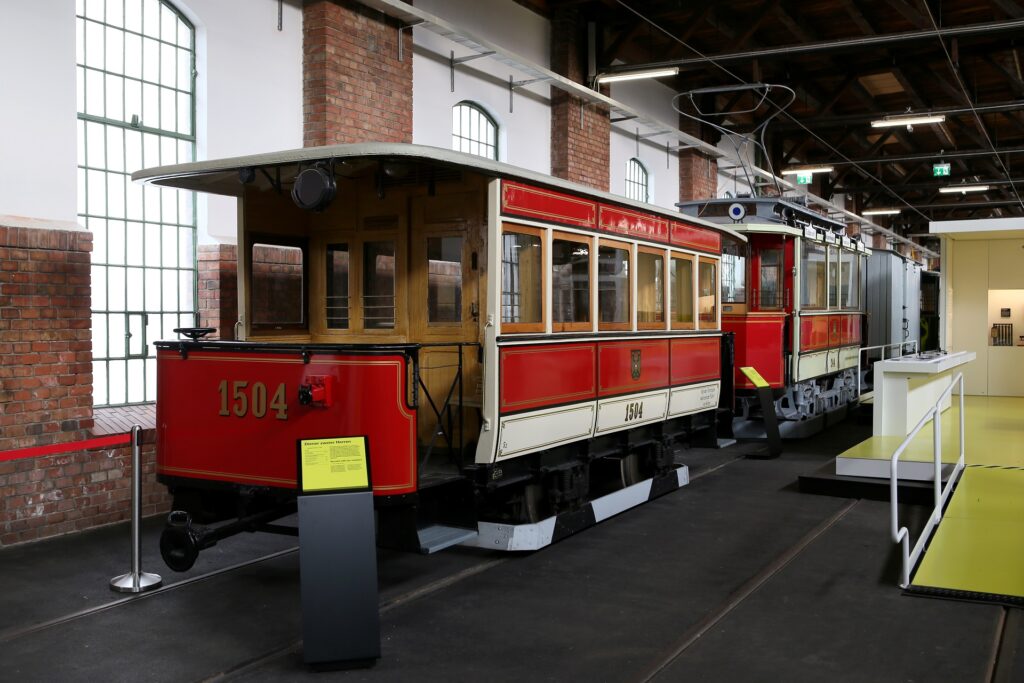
[1,419,1021,681]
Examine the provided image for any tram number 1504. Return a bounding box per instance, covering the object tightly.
[218,380,288,420]
[625,401,644,422]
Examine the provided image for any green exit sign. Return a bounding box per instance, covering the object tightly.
[796,172,813,185]
[933,163,951,177]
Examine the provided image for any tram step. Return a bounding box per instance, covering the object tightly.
[418,524,478,554]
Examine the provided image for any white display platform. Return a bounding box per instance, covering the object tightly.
[872,351,976,437]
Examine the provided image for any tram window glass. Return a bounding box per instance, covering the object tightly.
[841,249,860,309]
[251,241,306,330]
[801,241,827,309]
[721,238,746,304]
[637,249,665,327]
[759,248,784,309]
[598,241,631,329]
[670,254,694,329]
[427,236,463,323]
[501,228,543,329]
[326,243,349,329]
[363,241,396,329]
[698,257,718,326]
[551,233,591,331]
[828,246,839,308]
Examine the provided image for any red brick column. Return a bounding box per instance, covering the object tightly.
[550,7,609,190]
[198,244,238,340]
[678,114,718,201]
[303,0,413,146]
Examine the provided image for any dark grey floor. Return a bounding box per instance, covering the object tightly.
[1,418,1019,682]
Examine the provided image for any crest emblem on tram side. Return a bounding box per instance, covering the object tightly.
[631,349,642,380]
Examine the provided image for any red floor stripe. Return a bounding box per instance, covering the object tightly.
[0,434,132,463]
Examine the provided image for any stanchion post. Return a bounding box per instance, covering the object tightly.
[110,424,163,593]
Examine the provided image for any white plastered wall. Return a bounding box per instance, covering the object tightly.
[412,0,551,174]
[0,0,303,243]
[608,79,681,210]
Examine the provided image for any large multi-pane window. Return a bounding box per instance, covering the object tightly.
[77,0,196,405]
[452,102,498,159]
[625,158,649,203]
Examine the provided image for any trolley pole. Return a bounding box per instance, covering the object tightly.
[110,424,163,593]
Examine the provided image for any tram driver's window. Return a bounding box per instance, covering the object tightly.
[427,236,463,323]
[364,241,396,329]
[326,243,349,329]
[637,248,665,328]
[827,246,839,308]
[501,226,543,332]
[251,239,306,331]
[759,248,784,309]
[698,257,718,327]
[721,238,746,304]
[801,241,827,310]
[670,254,694,330]
[598,241,631,330]
[552,232,591,332]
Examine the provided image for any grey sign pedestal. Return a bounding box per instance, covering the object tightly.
[296,436,380,667]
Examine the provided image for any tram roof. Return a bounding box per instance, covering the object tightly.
[133,142,744,242]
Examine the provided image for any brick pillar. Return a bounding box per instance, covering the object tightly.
[198,244,238,340]
[0,224,93,453]
[550,8,609,190]
[678,114,718,201]
[303,0,413,146]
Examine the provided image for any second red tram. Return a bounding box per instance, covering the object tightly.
[136,144,744,568]
[679,198,870,436]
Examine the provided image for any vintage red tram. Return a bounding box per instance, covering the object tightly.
[678,198,870,436]
[137,144,743,568]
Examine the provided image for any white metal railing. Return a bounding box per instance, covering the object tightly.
[856,340,919,397]
[890,372,966,588]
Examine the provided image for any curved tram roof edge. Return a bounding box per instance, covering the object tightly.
[131,142,747,243]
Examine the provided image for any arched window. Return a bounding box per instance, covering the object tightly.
[452,102,498,160]
[625,158,649,203]
[77,0,196,406]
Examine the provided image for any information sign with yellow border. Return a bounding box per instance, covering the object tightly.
[297,436,371,494]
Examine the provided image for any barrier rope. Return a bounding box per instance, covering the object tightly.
[0,433,132,463]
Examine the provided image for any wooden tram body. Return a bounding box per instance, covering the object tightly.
[139,144,742,567]
[678,198,870,435]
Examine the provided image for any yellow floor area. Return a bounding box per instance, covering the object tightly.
[840,395,1024,468]
[911,466,1024,600]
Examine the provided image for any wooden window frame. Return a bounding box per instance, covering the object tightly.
[598,237,632,332]
[423,231,467,328]
[246,233,309,336]
[551,230,593,333]
[500,224,546,334]
[801,239,828,311]
[697,255,720,331]
[324,241,352,331]
[637,245,667,330]
[670,252,696,331]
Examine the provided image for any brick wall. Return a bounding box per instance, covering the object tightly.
[678,114,718,201]
[198,244,238,340]
[303,0,413,146]
[550,7,610,191]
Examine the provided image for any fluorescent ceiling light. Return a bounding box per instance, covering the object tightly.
[939,185,990,193]
[870,114,945,128]
[863,208,901,216]
[780,166,834,175]
[595,67,680,84]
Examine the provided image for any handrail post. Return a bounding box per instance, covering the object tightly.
[110,424,163,593]
[933,409,942,521]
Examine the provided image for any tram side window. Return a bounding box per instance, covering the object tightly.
[841,249,860,309]
[364,241,396,329]
[698,257,718,326]
[827,246,839,308]
[637,249,665,328]
[759,248,784,309]
[552,233,591,332]
[427,236,463,323]
[251,240,306,331]
[670,254,694,329]
[326,244,349,329]
[501,228,543,330]
[721,238,746,304]
[598,241,631,329]
[801,241,827,310]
